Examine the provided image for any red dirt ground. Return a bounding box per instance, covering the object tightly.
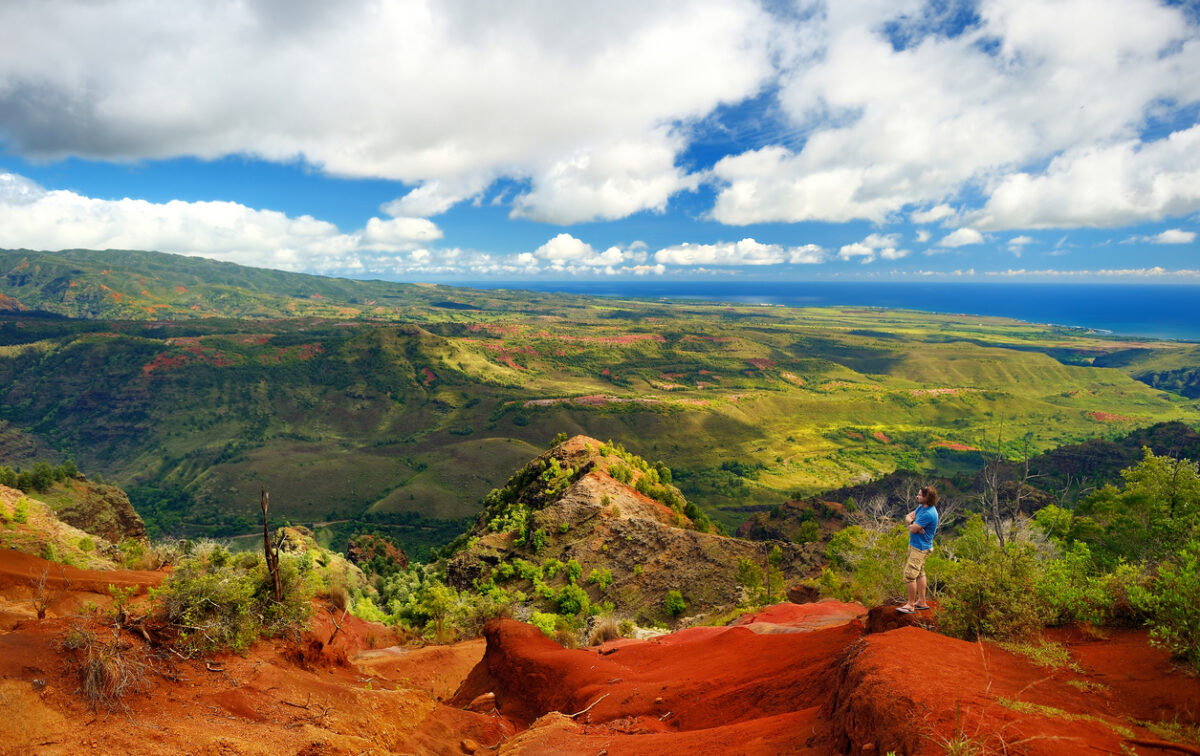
[3,552,1199,755]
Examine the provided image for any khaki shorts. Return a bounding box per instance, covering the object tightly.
[904,546,931,582]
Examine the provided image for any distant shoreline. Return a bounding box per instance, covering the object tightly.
[449,280,1200,343]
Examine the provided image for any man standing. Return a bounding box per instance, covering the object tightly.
[898,486,939,614]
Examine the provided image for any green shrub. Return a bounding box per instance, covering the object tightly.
[152,544,311,655]
[1129,541,1200,672]
[531,611,559,638]
[530,528,548,553]
[664,590,686,616]
[939,542,1046,640]
[542,558,563,579]
[565,558,582,584]
[795,520,820,544]
[588,568,614,590]
[819,523,909,605]
[13,497,29,524]
[556,584,590,615]
[1033,542,1117,626]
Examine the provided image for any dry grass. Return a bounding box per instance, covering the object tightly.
[554,628,579,649]
[587,616,623,646]
[59,621,153,711]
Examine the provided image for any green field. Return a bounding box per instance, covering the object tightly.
[3,248,1199,546]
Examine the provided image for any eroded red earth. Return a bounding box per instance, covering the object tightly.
[2,552,1199,754]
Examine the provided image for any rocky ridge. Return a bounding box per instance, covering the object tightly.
[447,435,819,623]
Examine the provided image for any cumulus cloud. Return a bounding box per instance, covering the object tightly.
[938,228,985,247]
[530,233,634,272]
[0,0,774,224]
[510,130,701,224]
[971,127,1200,229]
[711,0,1200,227]
[837,232,907,263]
[0,171,441,272]
[654,238,826,266]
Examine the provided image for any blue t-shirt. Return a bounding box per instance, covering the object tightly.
[910,505,938,551]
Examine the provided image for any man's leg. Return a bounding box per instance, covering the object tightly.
[904,579,916,610]
[916,574,928,607]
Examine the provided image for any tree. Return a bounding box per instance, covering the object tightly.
[664,590,686,616]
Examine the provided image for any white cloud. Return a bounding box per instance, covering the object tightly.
[654,238,826,266]
[381,175,494,218]
[1007,234,1034,256]
[1150,228,1197,244]
[530,233,634,270]
[915,229,931,243]
[788,244,827,264]
[510,130,701,224]
[911,204,956,224]
[711,0,1200,226]
[972,126,1200,229]
[837,232,907,263]
[938,228,984,247]
[837,242,876,263]
[0,171,441,271]
[982,267,1200,278]
[0,0,774,223]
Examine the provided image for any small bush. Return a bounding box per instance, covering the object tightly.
[530,611,559,638]
[939,543,1046,640]
[59,622,151,711]
[1130,541,1200,672]
[588,568,614,590]
[13,497,29,524]
[152,545,311,655]
[565,558,582,584]
[588,616,623,646]
[556,584,590,616]
[664,590,687,617]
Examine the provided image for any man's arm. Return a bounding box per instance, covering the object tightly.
[907,522,925,534]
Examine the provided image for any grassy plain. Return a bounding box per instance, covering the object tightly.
[2,248,1199,548]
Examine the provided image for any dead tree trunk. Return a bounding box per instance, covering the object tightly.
[261,487,283,603]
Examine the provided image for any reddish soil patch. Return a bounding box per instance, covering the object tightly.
[910,387,980,397]
[451,617,860,745]
[1088,410,1133,422]
[932,440,981,452]
[845,430,865,440]
[536,332,667,346]
[873,430,891,443]
[747,358,776,370]
[0,549,161,596]
[420,366,437,386]
[174,285,188,293]
[827,625,1200,755]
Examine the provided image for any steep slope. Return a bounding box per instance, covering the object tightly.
[25,475,147,544]
[446,435,818,624]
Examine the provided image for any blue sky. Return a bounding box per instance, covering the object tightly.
[1,0,1198,283]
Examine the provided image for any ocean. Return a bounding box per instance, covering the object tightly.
[460,281,1200,343]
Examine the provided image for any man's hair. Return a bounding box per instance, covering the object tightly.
[919,485,939,508]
